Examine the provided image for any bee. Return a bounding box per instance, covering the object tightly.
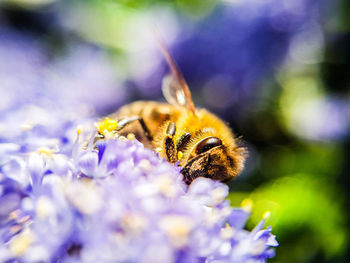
[96,37,246,185]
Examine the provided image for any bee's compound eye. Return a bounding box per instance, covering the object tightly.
[195,137,222,154]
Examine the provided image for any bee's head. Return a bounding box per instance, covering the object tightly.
[181,136,246,185]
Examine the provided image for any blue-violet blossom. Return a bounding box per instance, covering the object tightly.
[0,131,278,263]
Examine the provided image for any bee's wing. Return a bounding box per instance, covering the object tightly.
[162,74,187,107]
[161,54,196,113]
[154,31,196,113]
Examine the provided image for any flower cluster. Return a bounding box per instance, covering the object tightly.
[0,27,126,118]
[0,131,277,263]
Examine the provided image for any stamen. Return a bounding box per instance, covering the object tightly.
[21,124,33,131]
[96,118,118,135]
[220,223,235,239]
[159,215,193,248]
[17,215,31,224]
[9,229,34,256]
[127,133,135,140]
[156,147,163,154]
[8,210,20,220]
[77,126,83,135]
[37,147,55,155]
[10,225,22,235]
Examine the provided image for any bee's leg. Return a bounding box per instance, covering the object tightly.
[117,116,153,141]
[176,132,191,152]
[164,121,178,163]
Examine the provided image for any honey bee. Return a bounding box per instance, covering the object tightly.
[96,37,246,185]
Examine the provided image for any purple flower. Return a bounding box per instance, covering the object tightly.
[0,27,127,157]
[0,27,125,116]
[1,135,277,263]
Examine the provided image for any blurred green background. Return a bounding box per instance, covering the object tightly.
[0,0,349,262]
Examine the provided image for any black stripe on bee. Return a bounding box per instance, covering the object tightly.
[150,107,171,123]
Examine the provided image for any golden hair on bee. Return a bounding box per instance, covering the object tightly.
[96,34,247,184]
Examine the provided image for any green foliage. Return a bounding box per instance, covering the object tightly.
[230,174,348,263]
[259,144,343,180]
